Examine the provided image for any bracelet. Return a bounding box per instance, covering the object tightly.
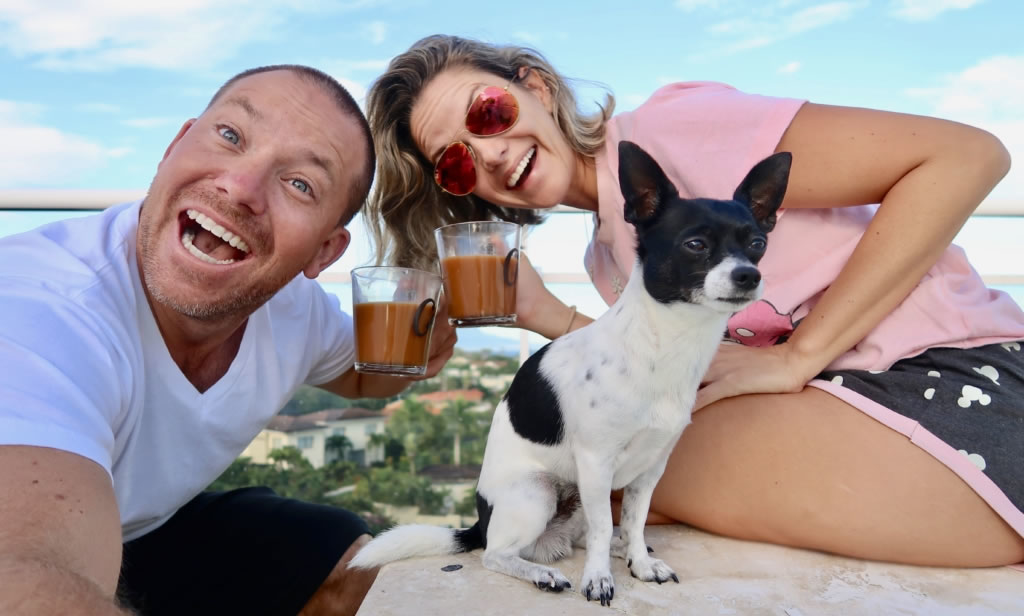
[561,305,577,337]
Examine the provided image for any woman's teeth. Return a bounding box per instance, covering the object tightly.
[507,147,535,188]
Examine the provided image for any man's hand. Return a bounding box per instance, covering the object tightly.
[321,293,458,399]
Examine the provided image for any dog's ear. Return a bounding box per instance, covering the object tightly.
[733,152,792,233]
[618,141,680,226]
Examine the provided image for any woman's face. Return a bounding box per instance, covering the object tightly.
[410,66,578,210]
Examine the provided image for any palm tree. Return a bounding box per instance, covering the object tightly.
[442,397,477,467]
[367,431,390,466]
[325,433,354,464]
[386,397,434,475]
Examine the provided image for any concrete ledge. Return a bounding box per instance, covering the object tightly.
[356,524,1023,615]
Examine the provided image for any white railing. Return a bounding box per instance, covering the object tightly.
[4,191,1022,365]
[1,190,1022,215]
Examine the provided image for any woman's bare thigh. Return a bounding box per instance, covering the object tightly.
[647,387,1024,567]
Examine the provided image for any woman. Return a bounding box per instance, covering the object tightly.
[365,34,1024,567]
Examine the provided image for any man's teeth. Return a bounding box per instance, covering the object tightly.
[507,147,535,188]
[181,229,236,265]
[185,209,249,253]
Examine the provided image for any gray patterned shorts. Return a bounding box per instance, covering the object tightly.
[815,341,1024,539]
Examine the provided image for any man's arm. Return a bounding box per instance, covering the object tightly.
[0,445,130,615]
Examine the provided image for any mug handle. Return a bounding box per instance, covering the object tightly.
[503,248,520,287]
[413,297,436,337]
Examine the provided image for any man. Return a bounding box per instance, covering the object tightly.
[0,65,456,615]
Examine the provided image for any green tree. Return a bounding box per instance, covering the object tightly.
[454,487,479,517]
[355,467,450,515]
[442,397,477,467]
[325,433,354,463]
[385,397,446,474]
[268,445,310,469]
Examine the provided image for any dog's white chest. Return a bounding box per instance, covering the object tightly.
[611,402,691,489]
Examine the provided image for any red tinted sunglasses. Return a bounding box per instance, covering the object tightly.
[433,78,520,196]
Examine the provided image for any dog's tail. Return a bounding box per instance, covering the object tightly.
[348,521,485,570]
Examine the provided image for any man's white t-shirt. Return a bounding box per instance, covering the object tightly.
[0,201,355,540]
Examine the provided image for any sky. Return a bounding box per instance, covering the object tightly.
[1,0,1022,350]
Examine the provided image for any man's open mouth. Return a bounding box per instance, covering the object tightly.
[179,209,250,265]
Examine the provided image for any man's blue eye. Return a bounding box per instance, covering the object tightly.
[291,179,310,194]
[219,127,240,144]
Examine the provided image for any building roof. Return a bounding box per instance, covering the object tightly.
[266,407,384,432]
[382,389,485,416]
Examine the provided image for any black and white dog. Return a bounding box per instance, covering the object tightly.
[350,141,791,606]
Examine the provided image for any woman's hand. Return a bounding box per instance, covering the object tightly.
[513,251,588,339]
[422,293,457,378]
[694,342,821,411]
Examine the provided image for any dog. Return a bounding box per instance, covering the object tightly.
[350,141,791,606]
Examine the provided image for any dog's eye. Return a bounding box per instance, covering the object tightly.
[683,239,707,253]
[749,238,766,251]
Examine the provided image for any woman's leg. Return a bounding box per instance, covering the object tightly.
[647,387,1024,567]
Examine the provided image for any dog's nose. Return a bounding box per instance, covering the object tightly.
[731,266,761,291]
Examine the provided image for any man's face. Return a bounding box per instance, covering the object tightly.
[138,70,360,321]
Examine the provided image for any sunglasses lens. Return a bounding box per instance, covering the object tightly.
[435,142,476,195]
[465,86,519,136]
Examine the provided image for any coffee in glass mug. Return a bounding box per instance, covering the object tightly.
[350,266,442,376]
[435,221,520,327]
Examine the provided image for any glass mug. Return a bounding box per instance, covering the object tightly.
[434,221,520,327]
[350,266,442,376]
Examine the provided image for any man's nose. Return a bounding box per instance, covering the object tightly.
[214,158,269,215]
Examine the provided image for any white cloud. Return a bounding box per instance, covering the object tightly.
[778,61,801,74]
[0,0,382,71]
[512,31,542,45]
[704,1,865,54]
[363,20,388,44]
[675,0,722,10]
[890,0,984,21]
[907,55,1024,200]
[121,117,174,128]
[76,102,121,113]
[0,100,112,187]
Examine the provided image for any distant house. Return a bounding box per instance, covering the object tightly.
[242,407,386,468]
[382,389,488,416]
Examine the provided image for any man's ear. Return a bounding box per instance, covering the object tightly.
[618,140,679,226]
[517,67,554,113]
[733,152,791,233]
[303,227,351,279]
[159,119,197,167]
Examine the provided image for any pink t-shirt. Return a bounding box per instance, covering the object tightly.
[585,82,1024,371]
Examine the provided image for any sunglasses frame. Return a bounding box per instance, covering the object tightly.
[433,74,522,197]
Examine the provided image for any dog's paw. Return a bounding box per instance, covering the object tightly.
[532,569,572,593]
[581,568,615,607]
[627,555,679,585]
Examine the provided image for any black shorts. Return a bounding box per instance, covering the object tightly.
[116,487,371,616]
[817,341,1024,535]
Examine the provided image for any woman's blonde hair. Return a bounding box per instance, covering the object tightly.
[365,34,615,270]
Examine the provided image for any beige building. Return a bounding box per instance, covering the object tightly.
[242,407,387,468]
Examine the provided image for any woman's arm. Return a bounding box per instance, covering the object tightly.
[696,103,1010,409]
[514,252,595,339]
[779,103,1009,377]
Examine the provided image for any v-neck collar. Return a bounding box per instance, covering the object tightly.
[129,233,256,402]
